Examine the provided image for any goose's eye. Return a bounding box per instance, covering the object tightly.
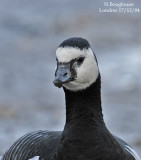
[77,57,85,65]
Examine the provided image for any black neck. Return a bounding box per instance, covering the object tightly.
[63,74,104,128]
[56,74,125,160]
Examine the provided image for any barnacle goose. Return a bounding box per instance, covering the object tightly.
[2,37,140,160]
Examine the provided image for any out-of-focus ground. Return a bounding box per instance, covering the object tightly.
[0,0,141,157]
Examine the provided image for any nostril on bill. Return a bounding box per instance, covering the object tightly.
[63,73,68,77]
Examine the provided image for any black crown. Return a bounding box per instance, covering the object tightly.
[59,37,90,50]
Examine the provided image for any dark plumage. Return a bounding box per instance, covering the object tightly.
[2,37,140,160]
[59,37,90,50]
[2,131,62,160]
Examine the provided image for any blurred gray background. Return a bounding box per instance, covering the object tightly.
[0,0,141,156]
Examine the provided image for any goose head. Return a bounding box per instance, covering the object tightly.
[53,37,99,91]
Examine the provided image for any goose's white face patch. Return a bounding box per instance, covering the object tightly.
[56,47,99,91]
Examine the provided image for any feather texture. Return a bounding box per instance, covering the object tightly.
[2,130,62,160]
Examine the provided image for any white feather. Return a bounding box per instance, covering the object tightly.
[125,145,141,160]
[29,156,39,160]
